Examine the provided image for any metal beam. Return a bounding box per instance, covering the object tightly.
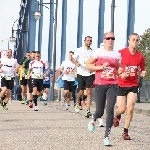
[60,0,67,63]
[126,0,135,46]
[28,0,37,52]
[51,0,58,101]
[97,0,105,47]
[48,0,54,67]
[38,0,43,53]
[77,0,84,48]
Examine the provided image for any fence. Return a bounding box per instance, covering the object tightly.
[139,80,150,102]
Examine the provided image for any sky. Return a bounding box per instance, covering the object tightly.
[0,0,150,68]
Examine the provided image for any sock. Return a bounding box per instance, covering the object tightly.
[124,128,128,133]
[83,95,87,101]
[33,95,38,106]
[3,102,7,106]
[79,97,82,106]
[65,103,68,108]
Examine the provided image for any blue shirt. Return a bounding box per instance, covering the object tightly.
[43,69,53,84]
[74,78,78,85]
[56,76,64,88]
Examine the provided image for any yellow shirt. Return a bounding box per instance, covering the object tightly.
[18,67,23,80]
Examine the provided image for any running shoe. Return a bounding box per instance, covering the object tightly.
[103,137,112,146]
[34,106,38,111]
[3,105,8,110]
[98,119,104,127]
[29,103,33,108]
[122,132,131,140]
[43,100,47,105]
[88,119,95,132]
[85,110,92,118]
[75,104,80,112]
[114,114,121,127]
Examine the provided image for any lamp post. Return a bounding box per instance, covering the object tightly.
[111,0,115,33]
[33,0,58,101]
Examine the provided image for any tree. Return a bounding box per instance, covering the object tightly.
[138,28,150,80]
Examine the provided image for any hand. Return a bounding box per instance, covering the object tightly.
[63,70,69,74]
[118,67,124,75]
[140,71,146,77]
[0,64,3,67]
[76,63,80,67]
[120,72,129,79]
[43,74,46,78]
[0,69,4,73]
[103,62,109,67]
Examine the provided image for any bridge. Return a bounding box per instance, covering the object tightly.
[0,100,150,150]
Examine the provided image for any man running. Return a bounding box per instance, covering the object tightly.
[42,61,53,105]
[114,33,146,140]
[59,51,76,110]
[19,51,31,104]
[28,51,49,111]
[70,36,95,117]
[24,51,35,108]
[0,49,19,110]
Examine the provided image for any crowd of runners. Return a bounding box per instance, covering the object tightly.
[0,32,146,146]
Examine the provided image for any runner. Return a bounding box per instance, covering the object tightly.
[42,61,53,105]
[24,51,35,108]
[28,51,49,111]
[19,51,30,104]
[70,36,95,117]
[0,49,19,110]
[56,74,64,105]
[114,33,146,140]
[59,51,76,110]
[86,32,121,146]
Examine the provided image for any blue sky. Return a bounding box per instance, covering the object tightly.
[0,0,150,68]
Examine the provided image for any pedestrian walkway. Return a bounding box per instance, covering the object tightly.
[0,101,150,150]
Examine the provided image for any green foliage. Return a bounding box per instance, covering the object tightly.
[138,28,150,80]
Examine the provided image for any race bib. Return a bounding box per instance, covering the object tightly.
[25,75,28,79]
[82,59,88,66]
[33,73,42,79]
[101,67,114,79]
[5,76,11,80]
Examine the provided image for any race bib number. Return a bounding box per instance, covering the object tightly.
[5,77,11,80]
[101,67,114,78]
[124,66,137,77]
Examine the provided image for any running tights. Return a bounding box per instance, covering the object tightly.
[93,84,117,138]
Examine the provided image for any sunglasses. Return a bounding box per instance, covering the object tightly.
[105,37,115,40]
[35,55,40,57]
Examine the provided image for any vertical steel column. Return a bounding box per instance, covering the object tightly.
[97,0,105,47]
[60,0,67,63]
[38,0,43,52]
[77,0,84,48]
[48,0,54,67]
[51,0,58,101]
[111,0,115,33]
[126,0,135,46]
[28,0,37,52]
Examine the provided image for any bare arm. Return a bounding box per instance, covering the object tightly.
[86,56,105,71]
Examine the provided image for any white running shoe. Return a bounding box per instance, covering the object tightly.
[98,118,104,127]
[34,106,38,111]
